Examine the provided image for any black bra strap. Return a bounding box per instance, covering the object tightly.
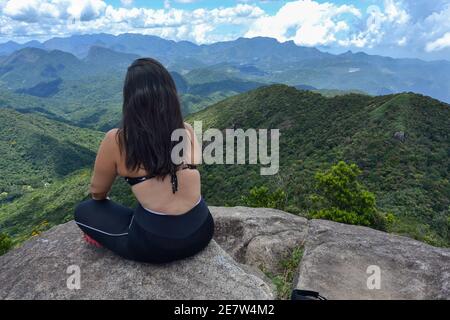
[124,174,156,186]
[124,163,198,191]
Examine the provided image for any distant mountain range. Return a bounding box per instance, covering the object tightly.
[0,45,263,129]
[1,33,450,103]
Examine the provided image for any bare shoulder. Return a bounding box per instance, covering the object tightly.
[105,128,120,143]
[184,121,195,130]
[106,128,119,137]
[103,128,122,154]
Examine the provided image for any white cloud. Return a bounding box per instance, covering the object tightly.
[0,1,265,44]
[3,0,46,22]
[174,0,199,3]
[164,0,171,10]
[384,0,409,24]
[2,0,107,22]
[245,0,361,46]
[426,32,450,52]
[334,0,412,49]
[0,0,449,59]
[242,0,450,58]
[120,0,134,7]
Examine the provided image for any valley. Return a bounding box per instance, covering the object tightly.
[0,34,449,251]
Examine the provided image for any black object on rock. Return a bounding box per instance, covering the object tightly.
[291,289,327,300]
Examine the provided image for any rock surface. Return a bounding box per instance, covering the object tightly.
[393,131,407,142]
[210,206,308,274]
[295,219,450,300]
[0,221,274,300]
[1,207,449,300]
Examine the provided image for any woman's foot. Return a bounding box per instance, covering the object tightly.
[83,233,103,248]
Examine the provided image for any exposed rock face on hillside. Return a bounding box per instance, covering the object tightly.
[0,207,449,300]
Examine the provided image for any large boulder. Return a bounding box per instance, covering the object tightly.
[295,219,450,300]
[0,221,274,300]
[210,206,308,274]
[1,207,449,300]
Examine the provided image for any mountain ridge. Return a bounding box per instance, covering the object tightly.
[187,84,450,246]
[0,85,448,248]
[2,34,448,63]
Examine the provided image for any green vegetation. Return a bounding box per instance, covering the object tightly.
[0,233,13,255]
[0,47,267,131]
[0,168,135,247]
[188,85,450,246]
[309,161,387,231]
[262,247,304,300]
[242,186,287,210]
[0,108,102,203]
[0,84,449,254]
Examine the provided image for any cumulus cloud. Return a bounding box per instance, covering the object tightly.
[426,32,450,52]
[120,0,134,7]
[0,0,264,43]
[2,0,106,22]
[0,0,449,59]
[341,0,411,49]
[245,0,415,49]
[245,0,361,46]
[243,0,449,58]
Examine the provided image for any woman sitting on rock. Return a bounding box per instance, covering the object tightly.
[74,58,214,263]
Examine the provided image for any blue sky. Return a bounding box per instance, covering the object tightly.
[0,0,449,60]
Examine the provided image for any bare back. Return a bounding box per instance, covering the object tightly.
[89,123,202,216]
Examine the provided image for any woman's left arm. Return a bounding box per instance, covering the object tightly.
[90,130,118,200]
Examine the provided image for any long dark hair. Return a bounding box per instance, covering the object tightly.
[117,58,184,179]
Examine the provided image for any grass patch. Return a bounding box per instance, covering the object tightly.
[262,246,304,300]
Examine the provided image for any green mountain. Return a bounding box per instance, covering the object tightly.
[0,47,266,129]
[84,46,139,70]
[0,107,137,246]
[187,85,450,246]
[1,85,449,250]
[2,34,450,103]
[0,108,102,203]
[0,48,83,91]
[0,169,91,243]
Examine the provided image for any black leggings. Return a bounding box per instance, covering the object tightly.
[74,197,214,263]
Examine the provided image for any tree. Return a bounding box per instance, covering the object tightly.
[0,233,13,256]
[242,186,287,210]
[431,206,450,244]
[310,161,387,231]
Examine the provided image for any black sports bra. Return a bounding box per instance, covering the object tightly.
[124,163,198,194]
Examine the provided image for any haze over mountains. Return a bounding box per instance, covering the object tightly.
[1,33,450,105]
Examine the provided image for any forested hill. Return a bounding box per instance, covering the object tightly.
[188,85,450,246]
[0,108,102,202]
[0,85,449,248]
